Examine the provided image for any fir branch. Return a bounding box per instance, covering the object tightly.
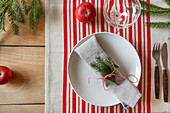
[140,0,170,11]
[0,0,44,35]
[13,0,26,24]
[10,19,19,35]
[90,62,102,73]
[90,62,110,77]
[0,13,6,31]
[95,56,111,73]
[20,0,30,15]
[146,22,170,28]
[0,4,9,14]
[8,7,20,35]
[127,7,170,16]
[29,0,44,29]
[163,0,170,6]
[106,57,114,71]
[37,0,44,18]
[141,9,170,16]
[0,5,8,31]
[29,0,38,29]
[90,56,116,83]
[128,1,170,29]
[0,0,9,8]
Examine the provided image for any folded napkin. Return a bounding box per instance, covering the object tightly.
[74,35,142,109]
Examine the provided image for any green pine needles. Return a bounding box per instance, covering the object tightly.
[0,0,44,35]
[29,0,44,29]
[146,22,170,28]
[140,0,170,16]
[90,56,116,83]
[141,9,170,16]
[128,0,170,29]
[163,0,170,6]
[140,0,170,12]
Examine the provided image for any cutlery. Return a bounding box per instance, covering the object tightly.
[161,43,168,102]
[152,43,160,99]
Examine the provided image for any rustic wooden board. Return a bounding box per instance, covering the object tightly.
[0,0,45,46]
[0,18,45,46]
[0,47,45,104]
[0,105,44,113]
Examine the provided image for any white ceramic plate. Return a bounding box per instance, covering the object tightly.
[68,32,141,106]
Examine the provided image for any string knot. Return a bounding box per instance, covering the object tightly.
[88,68,138,91]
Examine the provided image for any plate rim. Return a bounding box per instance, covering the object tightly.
[67,32,141,106]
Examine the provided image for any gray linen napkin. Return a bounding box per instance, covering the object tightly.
[74,35,142,109]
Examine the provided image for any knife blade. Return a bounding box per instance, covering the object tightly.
[161,43,168,69]
[161,43,168,102]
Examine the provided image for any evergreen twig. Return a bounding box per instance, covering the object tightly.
[140,0,170,11]
[0,0,44,35]
[0,13,6,31]
[20,0,30,15]
[163,0,170,6]
[90,56,116,83]
[106,57,114,71]
[29,0,44,29]
[13,0,26,24]
[128,0,170,29]
[10,19,19,35]
[141,9,170,16]
[146,22,170,28]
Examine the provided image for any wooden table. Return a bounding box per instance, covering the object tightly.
[0,1,45,112]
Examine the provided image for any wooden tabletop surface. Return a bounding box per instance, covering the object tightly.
[0,0,45,112]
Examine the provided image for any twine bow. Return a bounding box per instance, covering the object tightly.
[88,68,138,91]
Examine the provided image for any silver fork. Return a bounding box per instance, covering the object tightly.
[152,43,160,99]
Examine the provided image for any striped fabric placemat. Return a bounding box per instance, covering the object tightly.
[62,0,151,113]
[43,0,170,112]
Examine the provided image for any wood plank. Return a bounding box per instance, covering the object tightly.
[0,0,45,46]
[0,105,44,113]
[0,47,45,104]
[0,17,45,45]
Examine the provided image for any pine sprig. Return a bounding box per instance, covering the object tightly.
[90,56,116,83]
[106,57,114,71]
[37,0,44,18]
[10,19,19,35]
[0,2,9,31]
[90,63,103,73]
[127,7,170,15]
[13,0,26,24]
[0,0,44,35]
[0,0,9,8]
[95,56,111,72]
[8,6,20,35]
[146,22,170,28]
[141,9,170,16]
[0,13,6,31]
[128,0,170,29]
[20,0,30,15]
[163,0,170,6]
[29,0,44,29]
[140,0,170,11]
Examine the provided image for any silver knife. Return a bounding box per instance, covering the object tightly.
[161,43,168,102]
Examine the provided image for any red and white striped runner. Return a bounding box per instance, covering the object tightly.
[62,0,152,112]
